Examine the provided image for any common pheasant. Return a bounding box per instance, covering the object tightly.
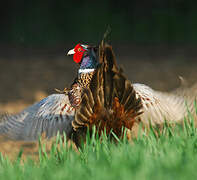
[0,41,142,145]
[0,41,196,146]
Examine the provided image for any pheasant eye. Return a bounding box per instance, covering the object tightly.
[78,48,82,52]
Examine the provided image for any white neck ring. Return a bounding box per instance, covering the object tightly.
[78,69,95,74]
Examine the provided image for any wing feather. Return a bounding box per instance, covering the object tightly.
[133,83,197,125]
[0,94,75,141]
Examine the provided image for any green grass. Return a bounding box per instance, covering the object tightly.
[1,117,197,180]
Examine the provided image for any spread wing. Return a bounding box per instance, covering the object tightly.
[133,83,197,125]
[0,94,75,141]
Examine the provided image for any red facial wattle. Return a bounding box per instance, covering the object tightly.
[73,44,86,63]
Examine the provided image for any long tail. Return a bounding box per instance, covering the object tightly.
[72,42,143,140]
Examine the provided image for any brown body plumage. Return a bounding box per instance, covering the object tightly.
[72,42,143,145]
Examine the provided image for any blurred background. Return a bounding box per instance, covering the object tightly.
[0,0,197,113]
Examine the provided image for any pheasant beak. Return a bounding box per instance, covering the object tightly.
[67,49,75,56]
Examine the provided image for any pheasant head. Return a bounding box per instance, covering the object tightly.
[67,44,98,73]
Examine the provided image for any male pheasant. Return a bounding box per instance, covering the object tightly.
[0,42,142,145]
[0,41,196,146]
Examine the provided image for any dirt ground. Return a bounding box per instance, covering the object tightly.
[0,44,196,159]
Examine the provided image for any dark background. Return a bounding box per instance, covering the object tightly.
[1,0,197,46]
[0,0,197,113]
